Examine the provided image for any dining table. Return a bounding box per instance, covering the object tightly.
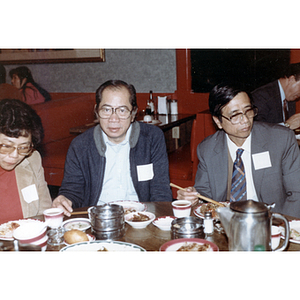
[1,201,299,252]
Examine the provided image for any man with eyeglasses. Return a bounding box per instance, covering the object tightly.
[177,82,300,218]
[53,80,172,216]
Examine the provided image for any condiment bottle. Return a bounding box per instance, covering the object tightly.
[149,90,155,114]
[204,211,214,234]
[145,99,151,115]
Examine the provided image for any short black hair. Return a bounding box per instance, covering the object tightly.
[95,79,137,111]
[0,99,44,150]
[209,82,253,119]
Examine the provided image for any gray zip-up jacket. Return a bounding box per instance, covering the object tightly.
[59,121,172,208]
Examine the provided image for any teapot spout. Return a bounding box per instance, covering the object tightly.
[216,207,234,237]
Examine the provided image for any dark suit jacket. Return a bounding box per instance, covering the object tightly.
[251,80,296,123]
[194,121,300,218]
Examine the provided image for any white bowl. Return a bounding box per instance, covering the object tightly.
[13,222,48,251]
[152,216,176,231]
[125,212,155,229]
[62,218,91,232]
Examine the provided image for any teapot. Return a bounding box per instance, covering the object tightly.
[216,200,290,251]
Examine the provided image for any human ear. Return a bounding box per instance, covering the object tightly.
[131,108,138,122]
[213,116,223,129]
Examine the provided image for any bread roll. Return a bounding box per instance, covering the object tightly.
[64,229,89,244]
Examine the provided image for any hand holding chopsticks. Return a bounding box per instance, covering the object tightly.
[170,183,225,207]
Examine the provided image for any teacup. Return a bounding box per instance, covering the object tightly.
[172,200,191,218]
[271,225,281,250]
[43,208,64,228]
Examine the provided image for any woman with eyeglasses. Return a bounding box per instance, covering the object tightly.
[0,99,52,224]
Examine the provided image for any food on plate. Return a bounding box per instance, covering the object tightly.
[129,212,150,222]
[177,242,212,252]
[290,228,300,240]
[124,207,137,215]
[0,221,21,237]
[64,221,90,231]
[64,229,89,244]
[200,203,219,218]
[97,246,108,251]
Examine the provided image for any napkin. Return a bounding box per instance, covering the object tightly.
[157,96,168,114]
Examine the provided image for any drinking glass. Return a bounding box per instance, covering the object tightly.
[43,208,65,246]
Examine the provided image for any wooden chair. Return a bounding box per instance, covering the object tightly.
[169,110,217,198]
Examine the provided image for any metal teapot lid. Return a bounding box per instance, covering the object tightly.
[230,200,268,213]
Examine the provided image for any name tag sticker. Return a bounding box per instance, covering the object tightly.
[21,184,39,203]
[252,151,272,170]
[137,164,154,181]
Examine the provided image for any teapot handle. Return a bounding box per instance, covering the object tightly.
[272,213,290,251]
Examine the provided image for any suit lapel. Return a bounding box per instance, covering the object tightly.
[251,123,268,200]
[15,158,35,217]
[211,131,229,201]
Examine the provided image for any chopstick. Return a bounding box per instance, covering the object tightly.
[170,183,225,207]
[71,211,88,215]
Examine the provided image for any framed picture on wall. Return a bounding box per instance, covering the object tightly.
[0,49,105,64]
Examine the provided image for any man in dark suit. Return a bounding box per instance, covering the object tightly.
[177,83,300,218]
[251,62,300,130]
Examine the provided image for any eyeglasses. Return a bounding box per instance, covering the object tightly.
[0,143,33,156]
[98,106,132,120]
[221,107,258,125]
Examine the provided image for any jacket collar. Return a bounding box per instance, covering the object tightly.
[93,121,140,156]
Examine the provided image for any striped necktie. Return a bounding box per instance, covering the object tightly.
[230,148,247,202]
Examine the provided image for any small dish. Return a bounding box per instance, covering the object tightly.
[62,218,91,231]
[125,212,155,229]
[152,216,176,231]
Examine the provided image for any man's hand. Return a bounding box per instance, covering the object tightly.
[52,195,73,217]
[177,186,199,206]
[286,113,300,130]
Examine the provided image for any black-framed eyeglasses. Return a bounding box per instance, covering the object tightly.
[221,107,258,125]
[98,106,132,120]
[0,143,33,156]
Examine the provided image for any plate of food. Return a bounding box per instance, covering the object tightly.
[280,220,300,244]
[0,219,43,241]
[109,200,147,215]
[60,240,146,252]
[62,218,91,231]
[193,202,229,220]
[159,238,219,251]
[64,231,95,246]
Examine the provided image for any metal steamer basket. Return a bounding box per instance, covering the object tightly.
[171,217,204,239]
[88,204,125,240]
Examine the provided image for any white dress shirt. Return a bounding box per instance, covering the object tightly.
[227,133,258,201]
[98,125,138,204]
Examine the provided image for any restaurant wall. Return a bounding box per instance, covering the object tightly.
[4,49,177,94]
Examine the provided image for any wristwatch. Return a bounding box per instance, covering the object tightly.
[284,122,290,128]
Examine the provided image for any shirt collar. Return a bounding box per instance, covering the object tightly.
[102,124,132,146]
[226,132,252,159]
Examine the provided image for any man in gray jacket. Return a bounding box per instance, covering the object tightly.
[53,80,172,216]
[177,82,300,218]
